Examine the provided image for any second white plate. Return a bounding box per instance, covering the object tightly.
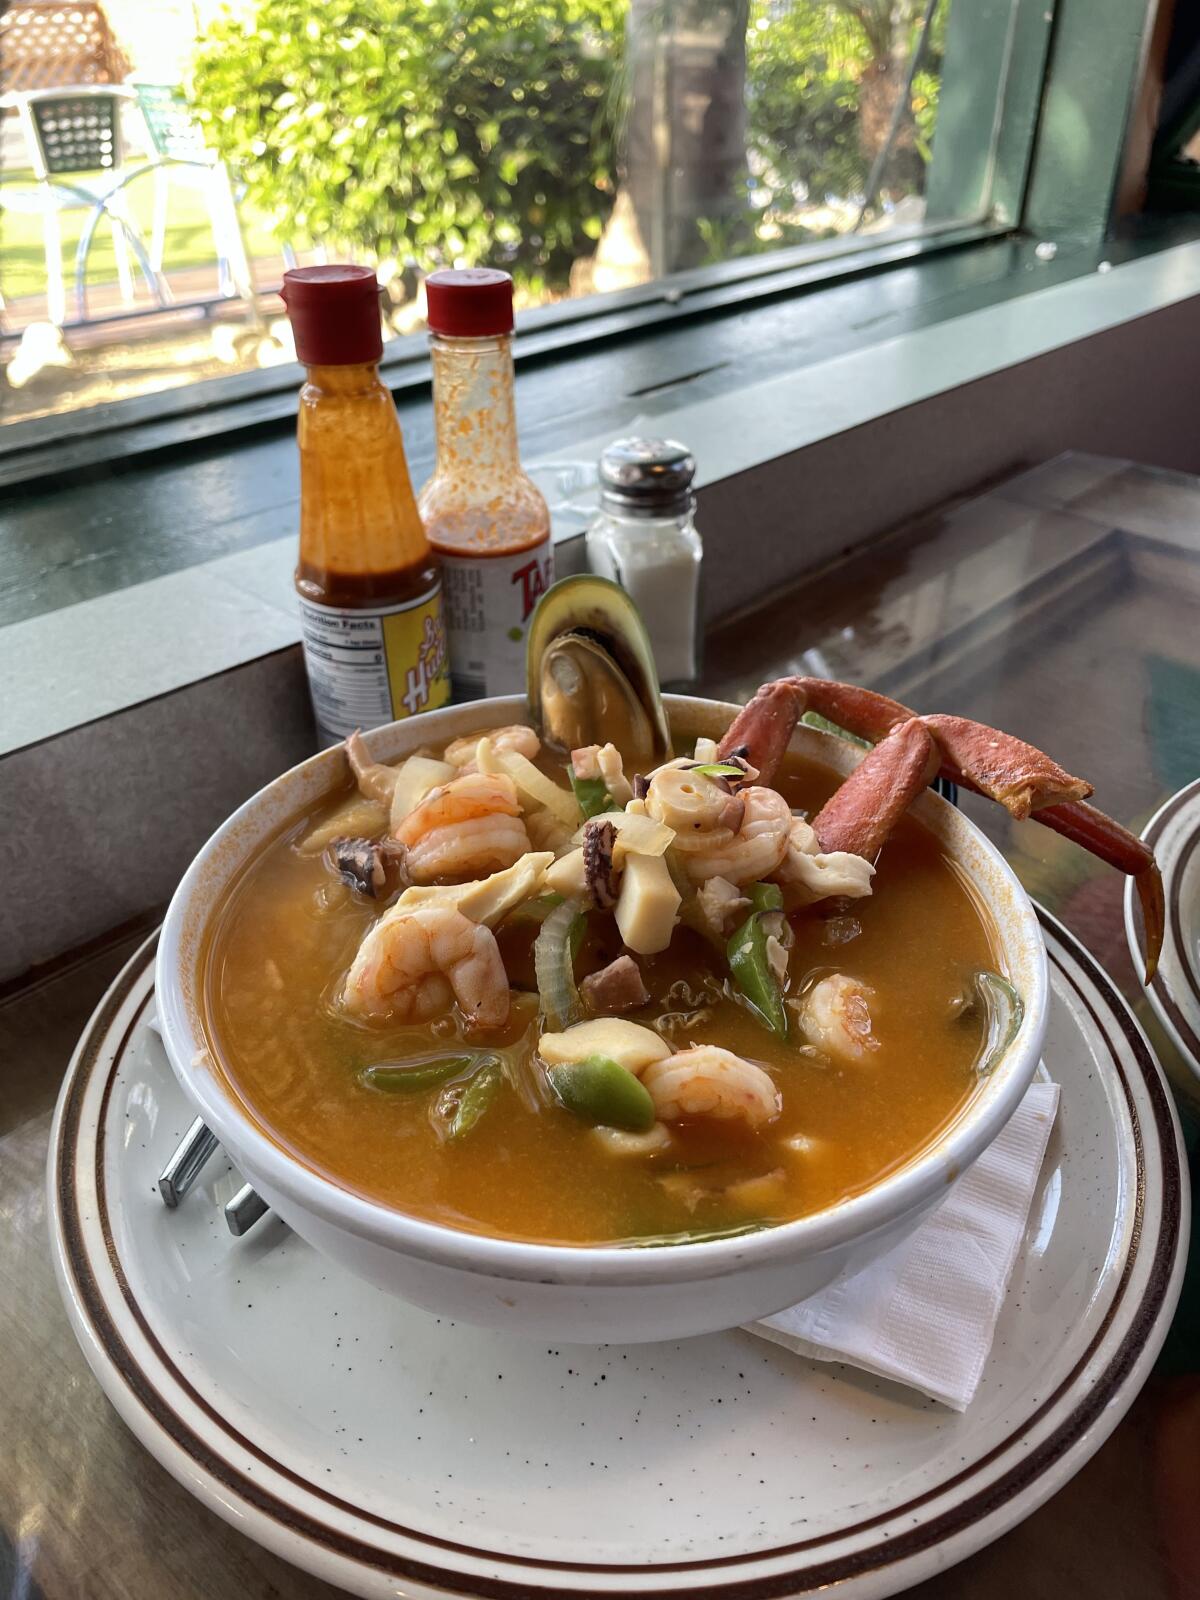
[1126,775,1200,1107]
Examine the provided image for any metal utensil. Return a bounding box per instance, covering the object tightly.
[224,1184,271,1237]
[157,1118,272,1237]
[157,1118,220,1208]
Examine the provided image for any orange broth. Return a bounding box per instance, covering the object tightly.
[202,751,997,1245]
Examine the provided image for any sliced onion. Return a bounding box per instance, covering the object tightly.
[534,898,585,1031]
[496,749,581,825]
[571,810,674,857]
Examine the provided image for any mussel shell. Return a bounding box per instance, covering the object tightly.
[541,634,658,768]
[527,576,672,765]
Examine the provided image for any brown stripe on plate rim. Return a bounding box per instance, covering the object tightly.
[1140,779,1200,1063]
[53,913,1182,1598]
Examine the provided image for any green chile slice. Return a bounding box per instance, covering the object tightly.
[362,1052,491,1094]
[448,1060,503,1140]
[546,1053,656,1132]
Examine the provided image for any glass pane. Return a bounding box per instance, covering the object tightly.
[1,0,1015,426]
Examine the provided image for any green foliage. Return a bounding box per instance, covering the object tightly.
[189,0,624,289]
[746,3,873,205]
[189,0,947,290]
[744,0,947,231]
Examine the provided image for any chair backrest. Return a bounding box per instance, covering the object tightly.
[134,82,209,164]
[25,91,123,176]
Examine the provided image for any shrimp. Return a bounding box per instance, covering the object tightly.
[342,903,510,1029]
[646,767,790,885]
[396,771,531,883]
[572,742,633,806]
[773,816,876,905]
[641,1045,780,1128]
[346,730,400,804]
[795,974,878,1061]
[443,725,540,769]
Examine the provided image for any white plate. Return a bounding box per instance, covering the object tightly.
[1126,776,1200,1106]
[48,910,1187,1600]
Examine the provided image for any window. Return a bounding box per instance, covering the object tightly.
[1,0,1039,428]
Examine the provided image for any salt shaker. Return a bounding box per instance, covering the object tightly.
[586,438,703,685]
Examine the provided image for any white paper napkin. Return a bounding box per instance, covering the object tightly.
[748,1079,1060,1411]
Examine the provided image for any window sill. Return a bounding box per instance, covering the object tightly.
[5,220,1200,763]
[0,219,1000,484]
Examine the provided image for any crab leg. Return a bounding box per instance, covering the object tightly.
[720,678,1094,815]
[719,675,1164,981]
[915,715,1092,820]
[1035,800,1164,982]
[717,679,807,779]
[795,690,1095,818]
[718,678,917,782]
[810,719,940,857]
[789,679,913,745]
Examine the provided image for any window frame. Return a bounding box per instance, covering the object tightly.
[0,0,1164,481]
[0,216,1006,487]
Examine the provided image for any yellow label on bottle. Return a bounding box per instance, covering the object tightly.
[299,583,450,744]
[383,590,451,720]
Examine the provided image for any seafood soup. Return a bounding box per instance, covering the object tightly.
[202,709,1006,1247]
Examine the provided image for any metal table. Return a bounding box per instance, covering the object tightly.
[2,451,1197,1599]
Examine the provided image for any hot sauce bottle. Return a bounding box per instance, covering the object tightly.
[419,268,553,699]
[281,264,450,744]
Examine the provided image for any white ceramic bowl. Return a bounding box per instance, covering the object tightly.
[156,694,1048,1344]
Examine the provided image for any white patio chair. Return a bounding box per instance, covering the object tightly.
[129,82,257,307]
[0,85,157,325]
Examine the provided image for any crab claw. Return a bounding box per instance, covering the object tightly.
[811,719,940,857]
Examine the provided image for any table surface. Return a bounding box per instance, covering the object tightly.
[3,450,1198,1600]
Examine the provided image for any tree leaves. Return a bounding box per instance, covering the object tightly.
[190,0,624,287]
[189,0,945,293]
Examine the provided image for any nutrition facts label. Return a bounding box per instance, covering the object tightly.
[299,585,449,743]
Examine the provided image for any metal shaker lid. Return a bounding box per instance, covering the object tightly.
[599,437,696,516]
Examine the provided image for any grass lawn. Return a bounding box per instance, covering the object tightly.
[0,164,284,301]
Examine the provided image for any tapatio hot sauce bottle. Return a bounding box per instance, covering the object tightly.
[419,268,553,698]
[281,264,449,744]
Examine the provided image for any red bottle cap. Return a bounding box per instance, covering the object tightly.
[281,264,383,365]
[425,268,514,337]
